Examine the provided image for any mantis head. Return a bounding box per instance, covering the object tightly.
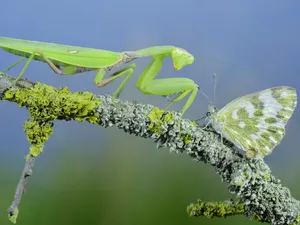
[171,48,194,70]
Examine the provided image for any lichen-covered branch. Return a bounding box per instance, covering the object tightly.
[0,72,299,225]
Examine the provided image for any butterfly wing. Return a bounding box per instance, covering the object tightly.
[216,86,297,156]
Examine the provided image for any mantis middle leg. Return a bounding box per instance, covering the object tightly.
[2,57,26,73]
[5,50,69,88]
[93,64,136,108]
[4,50,99,89]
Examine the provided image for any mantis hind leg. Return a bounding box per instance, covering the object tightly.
[2,57,26,73]
[7,52,38,88]
[33,51,64,74]
[7,50,64,89]
[25,51,94,76]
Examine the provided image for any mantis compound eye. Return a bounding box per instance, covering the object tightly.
[171,48,194,70]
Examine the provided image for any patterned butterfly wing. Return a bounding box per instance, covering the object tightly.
[211,86,297,157]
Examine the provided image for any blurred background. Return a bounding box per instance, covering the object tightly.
[0,1,300,224]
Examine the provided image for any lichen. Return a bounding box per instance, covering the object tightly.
[3,82,102,156]
[147,107,175,134]
[182,133,192,144]
[187,199,244,219]
[8,208,19,224]
[24,120,53,157]
[4,82,101,124]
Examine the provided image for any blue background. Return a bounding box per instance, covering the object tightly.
[0,1,300,224]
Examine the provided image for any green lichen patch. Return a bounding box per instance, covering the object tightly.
[4,83,102,156]
[181,133,192,144]
[187,199,244,219]
[8,208,19,224]
[147,107,175,134]
[23,120,53,146]
[4,82,102,124]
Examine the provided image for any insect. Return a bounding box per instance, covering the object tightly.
[206,86,297,158]
[0,36,198,118]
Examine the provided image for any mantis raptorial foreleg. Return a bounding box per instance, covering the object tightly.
[124,46,193,71]
[97,54,198,119]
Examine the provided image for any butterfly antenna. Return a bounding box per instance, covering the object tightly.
[199,87,213,105]
[213,73,217,105]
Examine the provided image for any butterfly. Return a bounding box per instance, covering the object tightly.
[206,86,297,158]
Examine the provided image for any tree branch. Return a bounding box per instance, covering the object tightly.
[7,156,35,224]
[0,72,299,225]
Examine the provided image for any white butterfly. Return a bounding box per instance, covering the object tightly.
[206,86,297,158]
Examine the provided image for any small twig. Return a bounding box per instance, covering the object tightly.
[7,155,35,223]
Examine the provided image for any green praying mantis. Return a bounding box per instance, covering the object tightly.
[0,36,199,118]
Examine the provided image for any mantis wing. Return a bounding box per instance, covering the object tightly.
[0,37,123,68]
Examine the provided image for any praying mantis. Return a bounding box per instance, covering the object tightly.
[0,36,198,118]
